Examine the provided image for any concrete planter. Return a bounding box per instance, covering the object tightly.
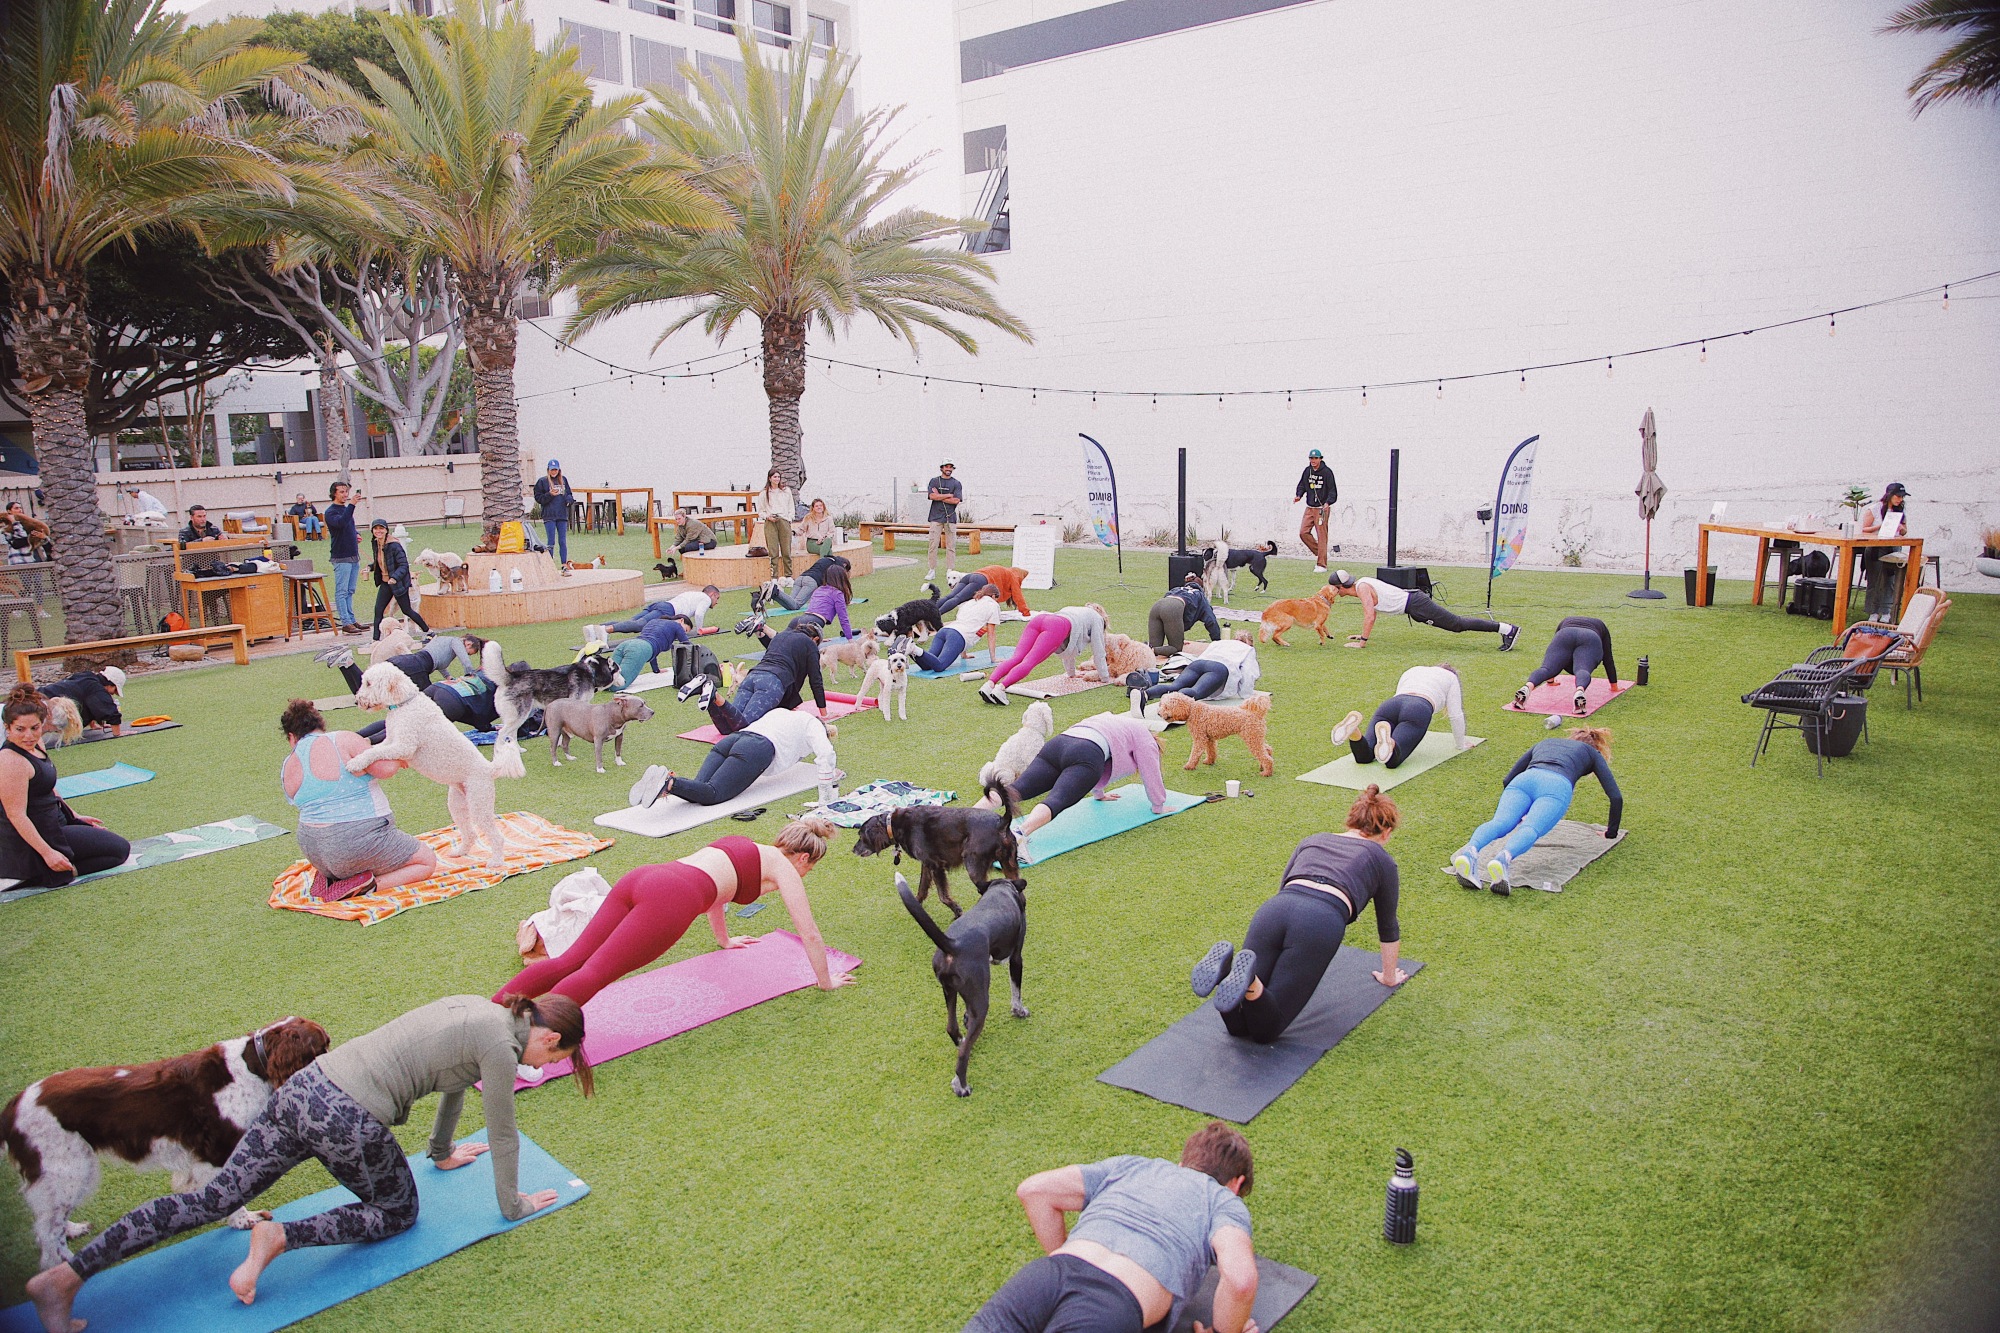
[1976,556,2000,579]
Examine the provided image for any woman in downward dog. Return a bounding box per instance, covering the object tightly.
[976,712,1168,840]
[1191,786,1406,1043]
[1452,727,1622,893]
[978,603,1109,704]
[498,819,852,1006]
[1515,616,1618,716]
[1331,663,1473,769]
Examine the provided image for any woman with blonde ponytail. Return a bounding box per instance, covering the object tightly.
[1188,785,1407,1043]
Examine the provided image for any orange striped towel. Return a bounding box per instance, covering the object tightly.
[269,812,614,925]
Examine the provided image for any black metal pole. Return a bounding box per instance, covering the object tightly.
[1176,448,1188,554]
[1386,448,1400,567]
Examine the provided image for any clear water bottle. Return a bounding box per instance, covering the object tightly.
[816,777,838,806]
[1637,655,1650,686]
[1383,1148,1418,1244]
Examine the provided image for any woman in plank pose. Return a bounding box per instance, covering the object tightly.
[1451,727,1622,893]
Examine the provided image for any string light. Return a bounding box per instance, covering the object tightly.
[1828,314,1836,337]
[1435,379,1443,399]
[1943,284,1949,311]
[1519,370,1526,391]
[1361,386,1368,406]
[1605,357,1613,379]
[1699,339,1707,363]
[1286,389,1293,408]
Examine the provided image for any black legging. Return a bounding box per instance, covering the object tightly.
[935,572,992,614]
[1011,734,1110,819]
[1223,884,1348,1043]
[25,822,133,887]
[1145,658,1228,700]
[1404,590,1498,635]
[371,583,429,638]
[360,684,489,740]
[1350,694,1433,769]
[337,650,433,694]
[666,732,778,805]
[1527,625,1604,689]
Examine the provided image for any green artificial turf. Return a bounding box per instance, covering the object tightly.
[3,532,1996,1332]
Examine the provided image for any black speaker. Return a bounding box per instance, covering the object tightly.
[1374,565,1433,597]
[1789,577,1837,620]
[1167,553,1204,590]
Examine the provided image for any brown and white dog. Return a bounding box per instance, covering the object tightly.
[417,548,470,594]
[2,1017,329,1268]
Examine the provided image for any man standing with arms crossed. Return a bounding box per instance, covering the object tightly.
[1293,448,1336,573]
[325,481,363,633]
[926,460,963,587]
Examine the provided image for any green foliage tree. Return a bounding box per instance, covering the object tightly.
[564,34,1031,490]
[248,9,427,99]
[1883,1,2000,113]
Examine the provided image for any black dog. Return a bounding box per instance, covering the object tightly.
[898,871,1028,1097]
[852,779,1018,918]
[874,597,943,639]
[494,650,617,752]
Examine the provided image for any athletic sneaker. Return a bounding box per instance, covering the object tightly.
[751,583,768,613]
[1314,565,1327,574]
[1129,688,1145,716]
[1191,941,1235,997]
[733,613,766,636]
[1450,845,1480,887]
[978,681,1009,706]
[1212,949,1258,1014]
[629,765,672,808]
[313,646,347,666]
[1573,688,1589,715]
[1498,623,1520,651]
[675,674,709,702]
[1484,849,1513,894]
[1331,709,1364,747]
[1513,684,1531,708]
[1373,720,1396,765]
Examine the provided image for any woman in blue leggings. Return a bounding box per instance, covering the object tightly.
[1452,727,1621,894]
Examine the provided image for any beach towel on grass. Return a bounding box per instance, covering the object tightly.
[53,762,154,799]
[1504,676,1633,718]
[813,780,957,828]
[269,812,612,925]
[0,816,290,904]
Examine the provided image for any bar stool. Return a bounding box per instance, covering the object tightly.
[1759,539,1801,609]
[282,560,336,637]
[1918,554,1943,588]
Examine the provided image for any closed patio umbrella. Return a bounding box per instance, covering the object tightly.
[1629,407,1666,599]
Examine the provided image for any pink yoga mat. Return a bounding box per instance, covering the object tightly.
[1504,676,1633,717]
[511,931,861,1089]
[676,697,872,743]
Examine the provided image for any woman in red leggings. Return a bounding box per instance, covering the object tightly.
[497,819,851,1006]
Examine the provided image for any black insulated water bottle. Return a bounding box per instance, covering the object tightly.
[1383,1148,1418,1243]
[1637,655,1650,686]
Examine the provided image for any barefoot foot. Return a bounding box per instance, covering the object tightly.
[25,1262,84,1333]
[228,1219,287,1306]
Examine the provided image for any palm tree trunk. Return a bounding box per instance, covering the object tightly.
[4,265,124,648]
[317,331,351,485]
[464,290,523,524]
[762,314,808,490]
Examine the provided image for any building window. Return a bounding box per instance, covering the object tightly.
[807,13,835,48]
[518,281,554,321]
[697,51,746,96]
[693,0,735,35]
[629,0,676,17]
[561,20,623,83]
[631,36,689,95]
[963,125,1007,175]
[752,0,792,47]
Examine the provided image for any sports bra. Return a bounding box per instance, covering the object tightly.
[707,834,765,905]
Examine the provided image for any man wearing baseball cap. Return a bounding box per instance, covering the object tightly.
[1293,448,1337,572]
[43,665,127,736]
[925,460,963,586]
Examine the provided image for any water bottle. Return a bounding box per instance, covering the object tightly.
[1636,655,1650,686]
[817,777,838,806]
[487,569,503,592]
[1383,1148,1418,1244]
[508,567,524,592]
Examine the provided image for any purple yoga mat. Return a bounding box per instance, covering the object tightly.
[512,930,861,1089]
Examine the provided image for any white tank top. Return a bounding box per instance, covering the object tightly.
[1358,577,1410,615]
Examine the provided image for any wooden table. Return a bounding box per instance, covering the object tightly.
[672,489,756,514]
[1694,522,1924,637]
[856,521,1014,555]
[650,511,756,559]
[572,487,654,536]
[177,570,292,642]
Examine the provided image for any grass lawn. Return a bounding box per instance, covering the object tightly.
[3,529,1995,1331]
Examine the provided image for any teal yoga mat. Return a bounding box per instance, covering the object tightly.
[912,649,995,679]
[1295,735,1484,792]
[1019,786,1204,865]
[0,816,290,904]
[0,1135,587,1333]
[54,762,155,799]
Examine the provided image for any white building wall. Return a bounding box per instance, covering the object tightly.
[523,0,2000,584]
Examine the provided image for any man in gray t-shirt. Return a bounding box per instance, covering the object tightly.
[925,461,963,583]
[964,1123,1259,1333]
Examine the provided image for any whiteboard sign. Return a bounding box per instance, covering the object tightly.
[1014,520,1058,590]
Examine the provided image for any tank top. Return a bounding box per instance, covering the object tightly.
[287,732,391,826]
[1357,577,1411,615]
[708,834,767,905]
[0,739,69,880]
[4,739,64,833]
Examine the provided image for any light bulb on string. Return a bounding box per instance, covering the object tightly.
[1150,394,1157,411]
[1216,395,1224,410]
[1605,357,1614,379]
[1091,391,1097,409]
[1828,314,1836,337]
[1699,340,1707,363]
[1435,379,1443,400]
[1286,389,1293,408]
[1519,370,1526,392]
[1943,284,1949,311]
[1361,386,1368,407]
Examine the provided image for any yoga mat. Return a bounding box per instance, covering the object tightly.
[313,694,357,711]
[911,649,995,679]
[1296,735,1485,791]
[0,1134,587,1333]
[0,815,292,904]
[1007,673,1112,700]
[1019,786,1204,866]
[735,650,767,663]
[1099,948,1424,1123]
[67,720,181,745]
[269,812,612,925]
[1504,675,1634,717]
[675,696,872,744]
[619,671,679,693]
[1443,820,1626,893]
[766,596,868,620]
[53,762,154,799]
[1171,1257,1319,1333]
[595,763,822,836]
[507,930,861,1089]
[1215,606,1263,623]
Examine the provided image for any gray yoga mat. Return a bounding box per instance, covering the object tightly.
[1441,820,1625,893]
[1099,948,1422,1123]
[1171,1256,1319,1333]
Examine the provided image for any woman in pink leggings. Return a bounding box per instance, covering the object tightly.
[978,604,1109,705]
[497,820,851,1006]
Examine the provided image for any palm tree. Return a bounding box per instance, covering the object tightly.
[563,34,1032,490]
[350,3,720,523]
[0,1,315,644]
[1884,1,2000,113]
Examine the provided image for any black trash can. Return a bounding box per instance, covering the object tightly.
[1683,566,1717,606]
[1805,695,1867,757]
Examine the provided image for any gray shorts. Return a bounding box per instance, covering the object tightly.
[297,815,424,880]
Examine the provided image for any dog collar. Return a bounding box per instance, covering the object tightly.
[250,1031,267,1071]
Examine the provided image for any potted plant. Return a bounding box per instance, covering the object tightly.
[1978,528,2000,579]
[1836,485,1871,537]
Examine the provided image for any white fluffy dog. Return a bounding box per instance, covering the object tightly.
[349,662,510,866]
[979,699,1054,789]
[366,615,421,663]
[855,649,911,721]
[1202,540,1233,604]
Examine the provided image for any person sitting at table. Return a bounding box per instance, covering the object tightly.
[179,505,222,544]
[0,686,132,890]
[670,509,719,555]
[1861,482,1913,621]
[799,498,837,559]
[287,494,324,539]
[41,667,126,736]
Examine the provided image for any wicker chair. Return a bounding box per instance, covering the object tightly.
[1819,586,1949,708]
[1742,633,1901,776]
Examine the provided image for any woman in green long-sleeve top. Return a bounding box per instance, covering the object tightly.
[26,995,593,1329]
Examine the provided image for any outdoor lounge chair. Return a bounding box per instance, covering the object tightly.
[1819,586,1948,708]
[1742,633,1901,776]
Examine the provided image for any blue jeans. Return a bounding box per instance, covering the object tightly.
[544,519,569,564]
[914,627,966,672]
[710,670,787,735]
[332,559,359,626]
[1469,768,1575,859]
[299,516,324,537]
[610,603,673,633]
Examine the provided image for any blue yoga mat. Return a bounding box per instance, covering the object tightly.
[54,762,155,799]
[911,650,995,679]
[0,1135,588,1333]
[1020,786,1205,865]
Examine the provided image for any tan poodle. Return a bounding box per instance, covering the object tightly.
[1078,633,1156,682]
[1158,691,1274,776]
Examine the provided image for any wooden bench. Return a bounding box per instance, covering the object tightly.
[856,522,1014,555]
[650,512,757,559]
[16,624,251,681]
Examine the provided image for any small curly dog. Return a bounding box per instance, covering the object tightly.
[1078,633,1157,681]
[351,662,510,866]
[1259,585,1337,647]
[366,615,422,663]
[1159,691,1274,776]
[979,700,1053,789]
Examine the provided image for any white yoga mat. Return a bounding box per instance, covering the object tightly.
[594,763,821,837]
[621,671,678,693]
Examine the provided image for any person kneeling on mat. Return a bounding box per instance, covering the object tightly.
[610,614,692,689]
[1326,569,1518,651]
[974,713,1167,840]
[915,586,1005,672]
[683,620,826,736]
[1451,726,1621,894]
[1192,786,1407,1044]
[283,700,435,899]
[631,709,837,808]
[1330,663,1472,769]
[963,1122,1258,1333]
[24,995,590,1330]
[1144,631,1261,701]
[1515,615,1618,716]
[1147,573,1225,657]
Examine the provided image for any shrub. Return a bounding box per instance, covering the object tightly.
[1061,522,1087,544]
[1142,526,1175,547]
[871,509,895,523]
[834,512,866,531]
[1982,527,2000,559]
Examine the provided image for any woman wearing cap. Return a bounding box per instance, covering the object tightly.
[533,460,574,566]
[41,666,127,735]
[758,468,797,581]
[1861,483,1912,621]
[368,519,430,639]
[1293,449,1337,572]
[0,685,133,890]
[1327,569,1518,650]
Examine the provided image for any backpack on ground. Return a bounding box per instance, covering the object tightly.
[672,640,723,689]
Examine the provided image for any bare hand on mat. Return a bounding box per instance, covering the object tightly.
[435,1142,490,1170]
[1374,966,1408,987]
[722,934,763,949]
[818,971,858,992]
[521,1189,560,1212]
